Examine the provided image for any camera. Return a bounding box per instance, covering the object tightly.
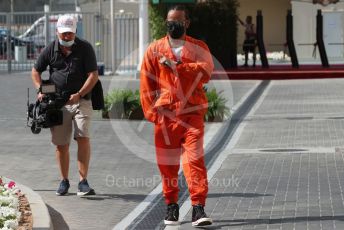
[27,81,66,134]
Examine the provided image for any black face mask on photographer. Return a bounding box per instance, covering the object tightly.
[166,21,185,39]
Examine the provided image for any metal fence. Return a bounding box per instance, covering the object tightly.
[115,15,139,74]
[0,11,139,74]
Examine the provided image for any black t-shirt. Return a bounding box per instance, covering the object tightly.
[34,37,97,94]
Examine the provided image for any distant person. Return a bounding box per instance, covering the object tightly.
[31,15,98,196]
[238,15,256,67]
[140,5,213,227]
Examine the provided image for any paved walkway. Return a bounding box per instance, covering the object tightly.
[0,71,258,229]
[4,72,344,229]
[178,79,344,229]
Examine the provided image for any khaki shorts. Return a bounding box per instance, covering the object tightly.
[50,99,93,146]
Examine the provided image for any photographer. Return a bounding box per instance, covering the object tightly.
[31,15,98,196]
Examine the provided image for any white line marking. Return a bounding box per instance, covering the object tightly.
[112,184,162,230]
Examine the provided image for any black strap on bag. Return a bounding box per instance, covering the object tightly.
[91,80,105,110]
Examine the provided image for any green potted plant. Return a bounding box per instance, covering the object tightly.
[102,89,143,120]
[128,90,144,120]
[204,87,230,122]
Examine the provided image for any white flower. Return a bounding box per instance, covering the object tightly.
[2,219,18,230]
[0,177,21,230]
[0,206,17,218]
[0,196,18,208]
[1,191,9,196]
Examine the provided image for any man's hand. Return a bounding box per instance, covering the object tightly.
[67,92,81,105]
[37,92,45,102]
[159,56,177,69]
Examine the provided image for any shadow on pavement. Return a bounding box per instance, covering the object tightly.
[47,204,70,230]
[79,193,148,202]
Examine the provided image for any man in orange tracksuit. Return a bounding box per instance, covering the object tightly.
[140,5,214,227]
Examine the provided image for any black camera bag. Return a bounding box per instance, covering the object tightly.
[91,80,104,110]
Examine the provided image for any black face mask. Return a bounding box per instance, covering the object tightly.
[166,21,185,39]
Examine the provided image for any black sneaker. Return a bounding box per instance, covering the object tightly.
[56,179,70,196]
[192,204,212,227]
[77,179,96,196]
[164,203,179,225]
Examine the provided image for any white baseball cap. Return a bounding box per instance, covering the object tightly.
[56,15,77,33]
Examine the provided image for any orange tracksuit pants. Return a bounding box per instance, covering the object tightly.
[155,114,208,206]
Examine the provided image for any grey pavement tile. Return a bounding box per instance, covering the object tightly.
[293,223,308,230]
[283,211,296,218]
[254,226,269,230]
[235,80,344,150]
[264,225,283,230]
[334,221,344,229]
[281,223,296,230]
[320,221,336,230]
[226,226,246,230]
[203,150,344,230]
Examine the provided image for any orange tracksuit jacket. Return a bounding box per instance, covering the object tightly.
[140,35,214,206]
